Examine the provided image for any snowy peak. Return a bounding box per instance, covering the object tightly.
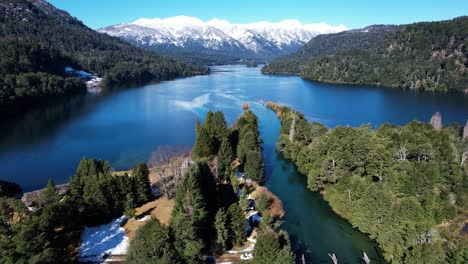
[98,16,347,61]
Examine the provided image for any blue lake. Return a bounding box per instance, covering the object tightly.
[1,65,467,262]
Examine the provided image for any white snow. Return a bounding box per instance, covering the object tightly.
[85,76,102,93]
[99,16,347,54]
[136,215,149,222]
[79,216,129,262]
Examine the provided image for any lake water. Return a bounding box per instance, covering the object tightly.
[1,65,467,262]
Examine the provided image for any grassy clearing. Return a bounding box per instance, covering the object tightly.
[123,197,174,239]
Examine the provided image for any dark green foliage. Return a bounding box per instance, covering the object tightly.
[234,110,265,185]
[217,138,234,181]
[264,17,468,92]
[170,161,219,263]
[227,203,245,247]
[133,163,151,204]
[214,208,229,253]
[252,228,295,264]
[274,106,468,263]
[69,157,150,225]
[0,0,207,111]
[0,38,87,109]
[0,179,22,197]
[126,218,179,264]
[193,111,230,159]
[216,183,238,210]
[38,179,60,207]
[256,193,269,213]
[192,125,215,159]
[124,193,136,219]
[0,157,153,263]
[262,25,398,75]
[208,111,229,142]
[244,151,265,184]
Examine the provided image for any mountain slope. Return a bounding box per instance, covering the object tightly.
[263,17,468,92]
[98,16,347,64]
[0,0,207,112]
[262,25,400,74]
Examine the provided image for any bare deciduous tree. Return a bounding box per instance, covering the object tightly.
[362,252,371,264]
[328,253,338,264]
[148,145,191,198]
[396,145,407,161]
[147,145,190,168]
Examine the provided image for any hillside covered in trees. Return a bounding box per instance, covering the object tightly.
[0,0,208,112]
[0,109,294,263]
[267,102,468,263]
[127,109,294,263]
[263,17,468,92]
[0,158,152,263]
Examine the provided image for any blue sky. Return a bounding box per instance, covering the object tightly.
[49,0,467,29]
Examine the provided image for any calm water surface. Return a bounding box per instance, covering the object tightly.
[1,65,467,262]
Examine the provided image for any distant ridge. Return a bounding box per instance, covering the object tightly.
[98,16,347,64]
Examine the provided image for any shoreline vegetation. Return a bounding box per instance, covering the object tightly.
[262,16,468,93]
[0,0,209,115]
[126,107,294,263]
[0,106,294,263]
[266,101,468,263]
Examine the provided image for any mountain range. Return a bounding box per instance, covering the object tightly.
[98,16,347,64]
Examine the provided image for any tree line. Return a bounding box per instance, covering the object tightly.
[0,0,208,113]
[263,16,468,92]
[127,110,294,263]
[268,102,467,263]
[0,109,294,263]
[0,158,151,263]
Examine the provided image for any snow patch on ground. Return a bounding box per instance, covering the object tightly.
[79,216,129,262]
[137,215,150,222]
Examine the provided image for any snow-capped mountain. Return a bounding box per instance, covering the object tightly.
[98,16,347,63]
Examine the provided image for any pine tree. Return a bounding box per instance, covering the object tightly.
[170,216,205,264]
[170,165,208,262]
[192,125,214,159]
[214,208,229,253]
[237,130,258,162]
[39,179,60,207]
[201,111,228,152]
[124,193,136,219]
[217,138,234,181]
[239,186,249,211]
[133,163,150,204]
[227,203,245,246]
[252,229,294,264]
[211,111,228,143]
[127,218,179,264]
[204,111,215,137]
[245,151,265,184]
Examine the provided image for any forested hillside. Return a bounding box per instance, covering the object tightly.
[0,0,208,111]
[127,110,294,263]
[263,17,468,92]
[0,159,152,263]
[0,109,294,263]
[262,25,398,75]
[267,102,468,263]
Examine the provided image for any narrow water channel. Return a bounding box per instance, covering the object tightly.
[252,104,385,263]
